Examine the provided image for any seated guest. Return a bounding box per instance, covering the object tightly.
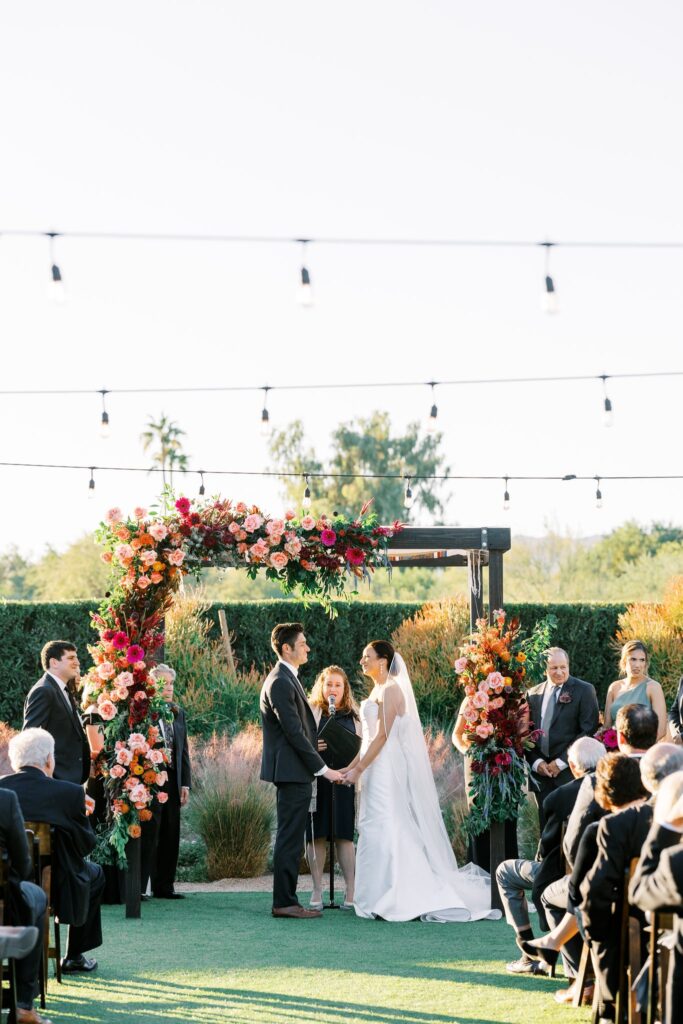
[604,640,668,741]
[580,745,683,1021]
[522,753,648,1005]
[141,665,191,900]
[497,736,605,974]
[630,771,683,1024]
[23,641,90,785]
[0,728,105,974]
[0,787,49,1024]
[668,673,683,743]
[564,703,659,867]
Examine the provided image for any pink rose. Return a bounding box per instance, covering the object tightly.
[269,551,289,569]
[475,722,494,739]
[98,700,117,721]
[266,519,285,536]
[105,507,124,525]
[114,543,134,562]
[243,514,263,533]
[268,534,282,547]
[129,783,150,805]
[156,771,168,786]
[148,522,168,542]
[454,657,468,673]
[489,696,505,709]
[101,551,113,564]
[137,576,152,590]
[140,549,157,566]
[133,506,147,519]
[150,572,163,584]
[249,539,269,560]
[116,748,133,766]
[116,672,134,688]
[463,707,479,723]
[236,530,247,542]
[97,662,115,680]
[235,502,248,513]
[285,538,302,557]
[478,680,491,693]
[486,671,505,689]
[285,510,295,521]
[301,515,316,530]
[110,764,126,779]
[156,792,169,804]
[228,521,240,534]
[166,549,184,566]
[148,749,164,764]
[472,692,489,709]
[128,733,148,751]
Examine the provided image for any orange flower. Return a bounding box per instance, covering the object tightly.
[127,824,142,838]
[138,533,155,546]
[119,802,130,814]
[132,764,144,776]
[517,652,527,663]
[138,809,153,822]
[142,770,156,784]
[130,537,144,551]
[153,561,165,571]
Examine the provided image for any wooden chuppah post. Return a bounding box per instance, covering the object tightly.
[487,548,506,912]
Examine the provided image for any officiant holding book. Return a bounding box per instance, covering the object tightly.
[306,666,361,910]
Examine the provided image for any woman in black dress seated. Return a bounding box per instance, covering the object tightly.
[306,666,361,910]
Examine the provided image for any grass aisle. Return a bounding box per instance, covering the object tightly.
[45,894,591,1024]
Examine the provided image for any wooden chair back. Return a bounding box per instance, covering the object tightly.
[647,909,675,1024]
[616,857,645,1024]
[0,848,19,1021]
[24,820,62,987]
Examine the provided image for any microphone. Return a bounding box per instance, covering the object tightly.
[328,693,336,717]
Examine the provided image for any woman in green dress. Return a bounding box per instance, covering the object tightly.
[604,640,668,740]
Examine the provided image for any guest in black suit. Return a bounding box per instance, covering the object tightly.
[581,743,683,1022]
[668,675,683,742]
[23,641,90,786]
[0,728,105,974]
[0,787,48,1024]
[260,623,344,918]
[525,647,599,830]
[497,736,605,974]
[523,753,648,1005]
[563,702,659,867]
[140,664,192,900]
[630,770,683,1024]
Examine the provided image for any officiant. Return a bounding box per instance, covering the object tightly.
[305,666,361,911]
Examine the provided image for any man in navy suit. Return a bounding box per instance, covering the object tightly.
[23,641,90,786]
[525,647,599,829]
[260,623,344,918]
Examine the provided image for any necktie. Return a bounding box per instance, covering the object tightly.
[540,686,559,757]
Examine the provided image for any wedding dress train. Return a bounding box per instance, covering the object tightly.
[353,663,501,923]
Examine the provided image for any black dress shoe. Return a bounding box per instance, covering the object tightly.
[140,895,150,902]
[61,955,98,973]
[519,939,559,976]
[153,891,185,899]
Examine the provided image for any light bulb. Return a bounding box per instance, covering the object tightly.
[298,266,313,307]
[302,484,312,510]
[100,410,110,439]
[503,479,510,511]
[48,264,67,304]
[603,397,613,428]
[260,407,270,437]
[427,404,438,434]
[404,485,414,510]
[542,275,559,314]
[88,473,96,499]
[199,473,206,497]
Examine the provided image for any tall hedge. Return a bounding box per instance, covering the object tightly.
[0,599,627,728]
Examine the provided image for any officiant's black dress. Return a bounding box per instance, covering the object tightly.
[306,710,357,842]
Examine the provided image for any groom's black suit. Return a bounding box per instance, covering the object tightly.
[260,661,325,909]
[23,672,91,785]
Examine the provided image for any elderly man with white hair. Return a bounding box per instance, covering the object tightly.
[498,735,606,974]
[0,728,105,975]
[580,743,683,1023]
[140,663,192,900]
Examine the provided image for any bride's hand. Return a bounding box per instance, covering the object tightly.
[341,766,361,786]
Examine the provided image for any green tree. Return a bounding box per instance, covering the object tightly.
[26,535,110,600]
[268,411,450,522]
[140,413,190,489]
[0,546,35,599]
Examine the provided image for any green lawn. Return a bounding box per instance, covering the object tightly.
[44,894,591,1024]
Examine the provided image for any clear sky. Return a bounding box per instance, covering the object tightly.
[1,2,682,557]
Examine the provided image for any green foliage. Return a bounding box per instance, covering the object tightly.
[268,411,450,521]
[0,547,35,599]
[0,598,627,728]
[26,534,110,600]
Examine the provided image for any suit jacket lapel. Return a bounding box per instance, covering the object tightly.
[46,675,84,738]
[279,664,315,724]
[550,678,573,727]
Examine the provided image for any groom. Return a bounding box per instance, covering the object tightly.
[260,622,344,918]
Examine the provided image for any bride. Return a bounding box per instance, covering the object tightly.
[341,640,500,922]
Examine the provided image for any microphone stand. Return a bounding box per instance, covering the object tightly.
[325,696,340,910]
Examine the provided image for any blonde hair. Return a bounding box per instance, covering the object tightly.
[309,665,359,718]
[619,640,649,676]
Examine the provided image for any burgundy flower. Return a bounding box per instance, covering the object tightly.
[345,547,365,566]
[558,692,572,704]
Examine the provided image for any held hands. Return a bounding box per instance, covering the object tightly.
[340,766,362,786]
[325,768,345,784]
[84,795,96,816]
[536,761,560,778]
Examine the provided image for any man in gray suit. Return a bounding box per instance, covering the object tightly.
[260,622,344,918]
[525,647,599,829]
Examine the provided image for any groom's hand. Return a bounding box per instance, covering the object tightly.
[324,768,344,783]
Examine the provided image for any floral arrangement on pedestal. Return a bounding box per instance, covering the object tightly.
[454,609,555,836]
[89,494,400,860]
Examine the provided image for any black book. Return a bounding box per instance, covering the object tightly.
[317,715,362,770]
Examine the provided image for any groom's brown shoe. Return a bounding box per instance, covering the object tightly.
[272,904,322,919]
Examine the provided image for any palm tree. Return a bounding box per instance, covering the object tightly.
[140,414,190,490]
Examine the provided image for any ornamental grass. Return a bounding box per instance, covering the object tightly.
[0,721,17,775]
[189,727,275,878]
[617,575,683,702]
[423,726,469,863]
[391,596,470,726]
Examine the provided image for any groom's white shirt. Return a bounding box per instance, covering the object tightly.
[277,658,329,778]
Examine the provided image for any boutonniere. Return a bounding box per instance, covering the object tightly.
[558,691,572,704]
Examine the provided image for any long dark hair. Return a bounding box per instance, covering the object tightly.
[368,639,396,673]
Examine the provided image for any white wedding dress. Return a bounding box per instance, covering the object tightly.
[353,657,501,923]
